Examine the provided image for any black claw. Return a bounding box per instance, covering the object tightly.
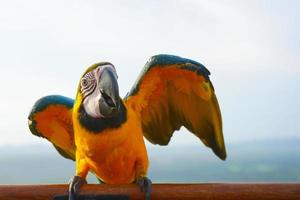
[136,177,152,200]
[68,176,87,200]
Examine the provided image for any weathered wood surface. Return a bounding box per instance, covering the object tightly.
[0,183,299,200]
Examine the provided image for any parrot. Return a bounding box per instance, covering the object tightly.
[28,54,226,200]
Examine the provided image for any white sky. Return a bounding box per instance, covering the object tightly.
[0,0,299,146]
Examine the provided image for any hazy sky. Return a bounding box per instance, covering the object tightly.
[0,0,299,146]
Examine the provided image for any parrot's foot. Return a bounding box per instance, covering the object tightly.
[68,176,87,200]
[136,177,152,200]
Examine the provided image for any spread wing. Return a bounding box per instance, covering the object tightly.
[124,54,226,160]
[28,95,75,160]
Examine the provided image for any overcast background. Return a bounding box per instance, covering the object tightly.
[0,0,299,183]
[0,0,299,146]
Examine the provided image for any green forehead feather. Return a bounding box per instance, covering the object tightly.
[81,62,114,77]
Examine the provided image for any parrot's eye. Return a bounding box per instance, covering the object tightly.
[81,79,88,87]
[81,72,96,97]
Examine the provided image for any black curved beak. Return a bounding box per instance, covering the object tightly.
[98,68,120,118]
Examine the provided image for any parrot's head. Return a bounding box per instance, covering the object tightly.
[76,62,120,119]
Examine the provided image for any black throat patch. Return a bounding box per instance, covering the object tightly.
[78,99,127,133]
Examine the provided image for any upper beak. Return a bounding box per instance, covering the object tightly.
[98,68,120,117]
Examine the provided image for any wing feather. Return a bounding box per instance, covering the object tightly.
[28,95,75,160]
[125,54,226,160]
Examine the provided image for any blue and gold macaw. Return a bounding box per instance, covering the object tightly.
[28,54,226,200]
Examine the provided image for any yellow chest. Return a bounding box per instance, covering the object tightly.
[72,105,148,184]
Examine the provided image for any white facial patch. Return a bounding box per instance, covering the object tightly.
[81,64,117,118]
[83,87,103,118]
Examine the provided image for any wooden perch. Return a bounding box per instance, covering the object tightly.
[0,183,299,200]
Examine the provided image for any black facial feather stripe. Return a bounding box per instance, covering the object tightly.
[81,71,96,98]
[82,82,96,98]
[86,71,94,79]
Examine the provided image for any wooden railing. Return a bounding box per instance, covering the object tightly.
[0,184,299,200]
